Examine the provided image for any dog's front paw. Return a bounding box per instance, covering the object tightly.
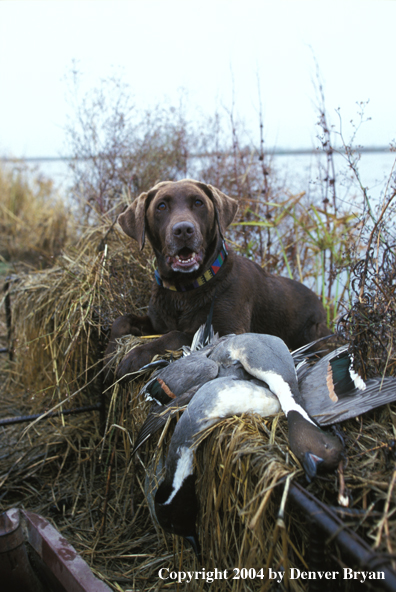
[116,345,154,382]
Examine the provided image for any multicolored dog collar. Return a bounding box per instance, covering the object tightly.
[155,242,228,292]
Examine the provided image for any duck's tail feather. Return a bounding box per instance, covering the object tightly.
[189,324,213,352]
[188,288,220,353]
[291,334,335,365]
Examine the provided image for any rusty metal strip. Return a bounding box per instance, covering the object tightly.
[22,510,112,592]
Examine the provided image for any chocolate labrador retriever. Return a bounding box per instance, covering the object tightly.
[107,179,330,380]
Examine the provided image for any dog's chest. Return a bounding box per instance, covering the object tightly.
[149,287,212,333]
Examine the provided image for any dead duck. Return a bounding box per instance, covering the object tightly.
[134,347,264,452]
[133,333,328,459]
[136,334,396,463]
[150,333,396,553]
[194,333,345,478]
[153,334,339,553]
[209,334,345,478]
[154,376,280,557]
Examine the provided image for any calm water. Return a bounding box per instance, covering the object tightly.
[33,151,395,210]
[273,151,395,210]
[7,149,394,231]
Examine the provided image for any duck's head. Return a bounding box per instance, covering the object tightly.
[155,474,201,559]
[287,411,344,482]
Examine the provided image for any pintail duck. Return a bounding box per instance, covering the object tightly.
[138,332,396,554]
[138,334,396,445]
[136,334,396,469]
[152,334,337,555]
[154,376,279,558]
[134,333,396,479]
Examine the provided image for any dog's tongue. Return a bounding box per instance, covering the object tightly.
[169,249,201,272]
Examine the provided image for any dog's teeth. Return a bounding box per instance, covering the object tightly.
[176,252,196,263]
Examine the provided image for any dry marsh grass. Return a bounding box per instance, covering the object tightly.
[3,221,153,401]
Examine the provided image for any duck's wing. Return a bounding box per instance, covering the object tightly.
[310,376,396,425]
[299,347,396,425]
[139,352,219,404]
[133,387,200,455]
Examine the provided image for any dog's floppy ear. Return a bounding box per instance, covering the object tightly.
[118,192,148,250]
[118,182,170,249]
[197,182,239,238]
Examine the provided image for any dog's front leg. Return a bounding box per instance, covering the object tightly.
[116,330,192,381]
[104,313,155,359]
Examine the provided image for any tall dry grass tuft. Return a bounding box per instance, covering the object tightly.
[5,220,154,401]
[0,162,70,271]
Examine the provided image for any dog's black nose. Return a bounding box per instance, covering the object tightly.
[172,221,195,239]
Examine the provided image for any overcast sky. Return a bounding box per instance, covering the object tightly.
[1,0,395,159]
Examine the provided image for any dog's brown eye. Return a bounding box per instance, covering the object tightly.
[157,202,167,211]
[194,199,203,207]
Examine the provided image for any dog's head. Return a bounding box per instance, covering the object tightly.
[118,179,238,278]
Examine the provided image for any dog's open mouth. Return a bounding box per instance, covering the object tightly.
[167,248,203,273]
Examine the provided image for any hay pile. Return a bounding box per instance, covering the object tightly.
[4,222,153,402]
[1,221,396,591]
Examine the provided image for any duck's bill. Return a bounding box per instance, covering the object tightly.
[303,452,324,483]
